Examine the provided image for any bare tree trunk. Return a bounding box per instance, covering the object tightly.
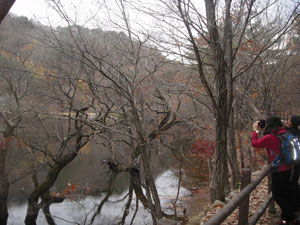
[208,158,213,183]
[90,169,118,225]
[129,165,186,223]
[140,145,160,224]
[204,0,232,202]
[120,185,134,225]
[25,159,75,224]
[25,198,40,225]
[0,145,9,225]
[210,114,229,202]
[130,168,150,209]
[25,123,88,225]
[228,110,241,189]
[0,0,15,23]
[237,119,245,168]
[41,191,64,225]
[41,205,56,225]
[0,134,13,225]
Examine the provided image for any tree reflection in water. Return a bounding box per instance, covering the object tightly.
[8,169,190,225]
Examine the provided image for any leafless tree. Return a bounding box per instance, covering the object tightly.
[32,1,195,224]
[230,12,300,169]
[18,53,116,224]
[0,46,35,225]
[127,0,300,202]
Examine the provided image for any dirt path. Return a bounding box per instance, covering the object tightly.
[184,169,283,225]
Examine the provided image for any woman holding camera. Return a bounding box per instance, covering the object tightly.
[252,115,298,225]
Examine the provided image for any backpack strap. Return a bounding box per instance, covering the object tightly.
[269,149,278,157]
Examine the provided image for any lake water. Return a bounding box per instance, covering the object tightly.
[7,170,190,225]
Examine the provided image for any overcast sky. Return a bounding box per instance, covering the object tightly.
[8,0,160,31]
[9,0,69,27]
[9,0,97,26]
[8,0,296,30]
[10,0,47,19]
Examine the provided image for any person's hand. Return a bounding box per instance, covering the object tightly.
[253,121,259,131]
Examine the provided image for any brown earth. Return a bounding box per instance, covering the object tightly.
[183,169,284,225]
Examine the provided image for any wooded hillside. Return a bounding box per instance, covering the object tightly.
[1,1,300,224]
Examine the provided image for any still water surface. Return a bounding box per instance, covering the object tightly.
[8,170,190,225]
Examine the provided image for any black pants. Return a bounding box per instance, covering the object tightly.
[272,169,297,221]
[291,164,300,210]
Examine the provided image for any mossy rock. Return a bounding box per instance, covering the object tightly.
[187,200,226,225]
[187,204,215,225]
[187,211,206,225]
[211,200,225,208]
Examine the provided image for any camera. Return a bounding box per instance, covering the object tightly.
[258,119,266,129]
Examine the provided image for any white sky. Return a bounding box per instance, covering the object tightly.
[8,0,297,33]
[8,0,298,62]
[9,0,165,32]
[10,0,49,19]
[9,0,98,26]
[9,0,68,27]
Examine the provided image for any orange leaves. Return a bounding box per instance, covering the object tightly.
[63,182,79,200]
[85,186,90,195]
[0,136,14,151]
[250,91,258,100]
[67,182,78,194]
[0,136,32,153]
[51,181,91,201]
[190,138,215,160]
[238,39,262,54]
[213,204,224,209]
[196,176,271,225]
[195,35,209,47]
[16,138,30,149]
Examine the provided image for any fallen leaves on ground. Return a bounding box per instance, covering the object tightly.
[186,169,281,225]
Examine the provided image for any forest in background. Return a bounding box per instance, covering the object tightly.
[1,0,300,224]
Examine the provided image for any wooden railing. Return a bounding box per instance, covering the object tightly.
[203,164,273,225]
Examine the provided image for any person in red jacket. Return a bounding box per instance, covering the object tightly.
[251,115,298,225]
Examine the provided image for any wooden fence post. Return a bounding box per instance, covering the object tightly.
[238,168,251,225]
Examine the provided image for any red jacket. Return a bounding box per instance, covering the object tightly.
[251,127,291,172]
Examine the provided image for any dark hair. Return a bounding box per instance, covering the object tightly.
[289,115,300,129]
[263,115,283,135]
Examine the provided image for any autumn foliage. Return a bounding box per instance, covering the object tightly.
[51,181,91,201]
[190,138,215,160]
